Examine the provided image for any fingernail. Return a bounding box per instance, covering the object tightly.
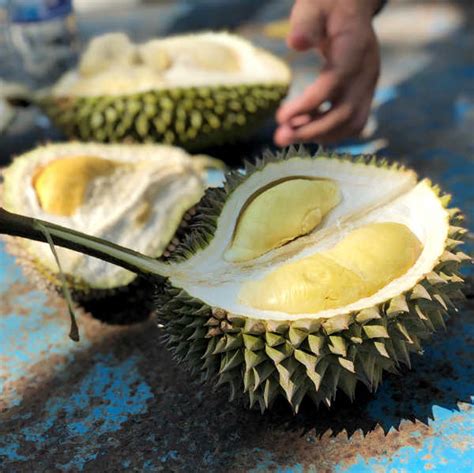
[287,33,312,51]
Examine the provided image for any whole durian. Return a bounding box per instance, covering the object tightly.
[0,142,219,323]
[0,147,470,410]
[39,32,291,151]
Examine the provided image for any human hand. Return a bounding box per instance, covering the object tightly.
[274,0,381,146]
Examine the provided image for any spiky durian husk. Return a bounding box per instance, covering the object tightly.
[155,148,471,412]
[40,84,288,151]
[156,211,468,412]
[2,233,155,324]
[0,173,156,324]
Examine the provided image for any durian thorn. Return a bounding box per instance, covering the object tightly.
[0,207,172,279]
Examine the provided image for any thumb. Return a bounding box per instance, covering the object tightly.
[287,0,326,51]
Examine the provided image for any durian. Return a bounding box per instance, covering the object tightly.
[39,32,291,150]
[0,142,219,323]
[0,147,470,411]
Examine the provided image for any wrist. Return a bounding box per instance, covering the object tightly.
[337,0,383,22]
[359,0,385,18]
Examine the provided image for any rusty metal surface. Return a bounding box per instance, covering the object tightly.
[1,1,474,471]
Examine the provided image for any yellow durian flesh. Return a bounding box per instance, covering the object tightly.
[239,222,423,314]
[224,178,341,262]
[33,156,122,216]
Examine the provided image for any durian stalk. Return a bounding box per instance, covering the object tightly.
[0,207,172,279]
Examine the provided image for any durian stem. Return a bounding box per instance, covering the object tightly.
[0,208,172,278]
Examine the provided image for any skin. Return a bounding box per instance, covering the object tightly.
[274,0,382,146]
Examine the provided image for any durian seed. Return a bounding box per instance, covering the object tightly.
[239,223,423,314]
[33,156,122,216]
[225,178,341,262]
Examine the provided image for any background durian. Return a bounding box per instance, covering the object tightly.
[0,142,223,324]
[39,32,291,151]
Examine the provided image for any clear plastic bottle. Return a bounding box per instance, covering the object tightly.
[7,0,78,88]
[0,0,15,81]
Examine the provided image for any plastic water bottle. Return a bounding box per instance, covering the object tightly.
[0,0,15,81]
[7,0,78,88]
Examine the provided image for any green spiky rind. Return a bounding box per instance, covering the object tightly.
[1,173,160,324]
[40,84,288,151]
[155,189,470,412]
[1,233,158,324]
[165,146,410,263]
[161,186,227,263]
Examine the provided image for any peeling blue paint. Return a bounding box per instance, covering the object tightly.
[337,404,474,472]
[0,354,153,470]
[367,318,474,429]
[248,449,278,473]
[453,97,474,124]
[250,451,309,473]
[160,450,178,463]
[141,459,156,470]
[335,139,387,156]
[0,246,93,409]
[374,85,399,106]
[0,442,27,462]
[0,242,22,285]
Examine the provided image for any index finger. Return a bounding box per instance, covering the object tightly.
[276,69,341,124]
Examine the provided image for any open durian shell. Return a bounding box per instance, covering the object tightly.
[39,32,291,151]
[154,148,470,411]
[0,142,217,324]
[0,147,470,410]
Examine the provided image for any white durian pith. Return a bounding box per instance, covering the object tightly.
[51,32,291,97]
[164,156,450,321]
[2,142,209,289]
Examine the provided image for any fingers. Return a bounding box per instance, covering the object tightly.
[275,24,380,147]
[275,101,354,146]
[275,88,373,146]
[277,28,374,125]
[287,0,326,51]
[276,69,340,124]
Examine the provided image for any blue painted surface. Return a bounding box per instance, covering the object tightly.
[1,353,153,470]
[0,240,21,284]
[339,404,474,472]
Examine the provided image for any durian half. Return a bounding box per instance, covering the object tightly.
[40,32,291,150]
[0,142,215,323]
[0,147,469,409]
